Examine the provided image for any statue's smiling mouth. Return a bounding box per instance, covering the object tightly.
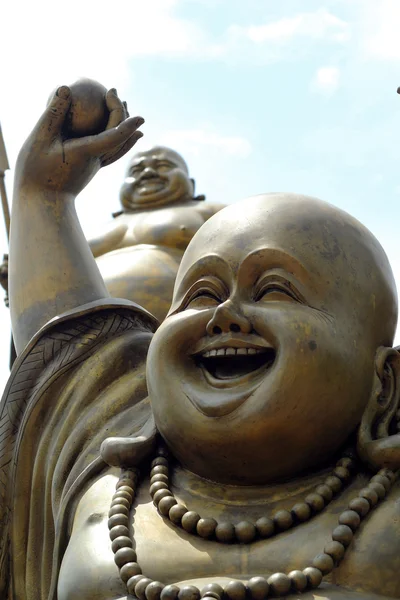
[194,346,276,381]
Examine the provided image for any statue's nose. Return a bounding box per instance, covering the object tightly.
[206,301,252,335]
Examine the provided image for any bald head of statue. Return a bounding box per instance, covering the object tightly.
[147,193,400,484]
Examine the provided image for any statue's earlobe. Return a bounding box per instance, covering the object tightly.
[100,414,157,467]
[357,347,400,471]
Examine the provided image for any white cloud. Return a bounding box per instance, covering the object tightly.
[228,9,350,46]
[158,128,252,158]
[311,67,341,95]
[361,0,400,61]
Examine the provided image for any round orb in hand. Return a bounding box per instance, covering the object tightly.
[65,78,109,138]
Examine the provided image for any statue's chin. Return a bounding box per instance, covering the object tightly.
[122,184,190,210]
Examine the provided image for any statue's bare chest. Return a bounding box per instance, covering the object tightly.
[58,474,400,600]
[117,204,206,250]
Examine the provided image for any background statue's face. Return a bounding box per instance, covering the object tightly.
[119,146,194,210]
[147,194,397,485]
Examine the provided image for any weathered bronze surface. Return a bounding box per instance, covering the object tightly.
[90,145,222,322]
[0,83,399,600]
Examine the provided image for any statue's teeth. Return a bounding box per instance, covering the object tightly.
[236,348,247,355]
[210,349,217,356]
[248,348,256,355]
[226,348,235,355]
[215,348,226,356]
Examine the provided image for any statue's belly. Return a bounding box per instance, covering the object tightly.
[96,245,184,322]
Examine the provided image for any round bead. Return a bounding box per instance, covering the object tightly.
[116,478,135,490]
[153,488,172,506]
[202,594,220,600]
[215,522,235,543]
[288,570,307,592]
[201,583,224,599]
[109,524,130,541]
[146,581,165,600]
[348,497,370,517]
[274,510,293,530]
[116,485,134,495]
[120,470,137,484]
[150,481,169,497]
[267,573,291,596]
[151,465,169,477]
[303,567,323,588]
[370,474,391,492]
[337,457,356,471]
[151,474,169,485]
[291,502,311,522]
[235,521,256,543]
[111,536,133,553]
[224,580,247,600]
[151,457,168,468]
[305,493,325,512]
[109,504,129,518]
[161,585,180,600]
[113,490,132,503]
[114,547,137,568]
[324,540,345,563]
[169,503,188,524]
[111,496,130,509]
[312,553,334,575]
[158,496,178,516]
[127,575,146,595]
[338,510,361,532]
[197,518,217,538]
[380,468,395,482]
[369,482,386,500]
[135,578,153,600]
[247,576,269,600]
[332,524,353,547]
[178,585,201,600]
[359,487,378,507]
[325,475,342,493]
[255,517,275,538]
[333,466,351,482]
[315,484,333,502]
[108,514,128,529]
[119,561,142,582]
[181,511,201,533]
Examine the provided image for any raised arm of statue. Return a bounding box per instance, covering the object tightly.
[9,86,144,353]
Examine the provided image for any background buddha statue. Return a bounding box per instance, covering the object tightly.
[1,85,399,600]
[89,145,223,322]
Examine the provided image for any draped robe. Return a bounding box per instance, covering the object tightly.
[0,299,157,600]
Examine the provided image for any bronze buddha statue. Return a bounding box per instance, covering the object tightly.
[89,145,222,322]
[0,84,399,600]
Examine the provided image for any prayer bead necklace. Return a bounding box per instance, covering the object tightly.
[108,445,396,599]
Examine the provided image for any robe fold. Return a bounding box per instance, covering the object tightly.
[0,299,157,600]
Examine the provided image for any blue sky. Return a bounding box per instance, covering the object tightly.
[1,0,400,385]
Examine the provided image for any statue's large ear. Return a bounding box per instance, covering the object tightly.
[357,346,400,471]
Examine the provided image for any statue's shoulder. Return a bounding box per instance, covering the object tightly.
[334,480,400,598]
[195,201,225,221]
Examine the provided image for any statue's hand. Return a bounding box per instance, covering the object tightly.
[15,86,144,197]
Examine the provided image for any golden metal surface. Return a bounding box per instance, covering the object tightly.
[90,145,223,322]
[1,81,399,600]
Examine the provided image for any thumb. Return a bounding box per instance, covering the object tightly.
[32,86,71,143]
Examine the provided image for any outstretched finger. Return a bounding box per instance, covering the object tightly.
[33,86,71,143]
[105,88,126,130]
[82,116,144,158]
[101,130,143,167]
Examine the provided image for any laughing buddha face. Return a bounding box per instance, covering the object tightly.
[119,146,195,211]
[147,193,398,485]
